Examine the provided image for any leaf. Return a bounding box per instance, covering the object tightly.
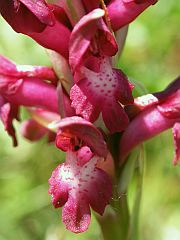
[118,146,140,194]
[127,144,145,240]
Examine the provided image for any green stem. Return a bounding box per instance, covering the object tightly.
[97,146,145,240]
[97,191,130,240]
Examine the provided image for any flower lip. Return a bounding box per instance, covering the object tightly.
[71,56,133,133]
[48,147,112,233]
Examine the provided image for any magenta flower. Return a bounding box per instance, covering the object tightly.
[48,116,112,233]
[70,56,134,133]
[0,0,54,33]
[0,55,73,145]
[49,147,112,233]
[20,119,56,142]
[0,55,58,110]
[20,108,60,142]
[119,76,180,164]
[107,0,158,31]
[68,9,133,133]
[0,1,71,58]
[69,8,118,71]
[0,95,19,146]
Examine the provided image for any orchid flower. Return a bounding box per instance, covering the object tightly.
[68,8,134,133]
[107,0,158,31]
[48,116,112,233]
[119,76,180,164]
[20,108,61,142]
[49,147,112,233]
[20,119,56,142]
[0,55,73,145]
[0,0,71,58]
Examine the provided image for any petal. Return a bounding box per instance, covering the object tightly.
[70,84,100,122]
[157,89,180,119]
[154,76,180,101]
[77,146,94,166]
[69,8,105,71]
[4,78,59,113]
[54,116,108,157]
[48,163,69,208]
[113,69,134,105]
[77,57,133,106]
[0,0,54,33]
[47,50,73,93]
[29,108,61,127]
[73,56,132,133]
[125,93,159,119]
[126,76,180,119]
[0,75,23,95]
[29,5,71,58]
[62,196,91,233]
[97,18,118,56]
[120,77,180,160]
[119,106,178,161]
[0,54,57,81]
[0,2,71,58]
[20,119,55,142]
[172,122,180,165]
[19,0,54,26]
[134,94,159,110]
[0,55,17,75]
[102,100,129,133]
[48,148,112,233]
[107,0,157,31]
[0,102,19,146]
[87,167,112,215]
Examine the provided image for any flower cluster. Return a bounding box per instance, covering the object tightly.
[0,0,179,234]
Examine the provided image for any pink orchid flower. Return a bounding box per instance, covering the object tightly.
[0,0,71,58]
[68,9,134,133]
[0,95,19,146]
[20,108,61,142]
[48,116,112,233]
[119,76,180,165]
[20,119,56,142]
[107,0,158,31]
[0,55,73,145]
[70,56,134,133]
[49,147,112,233]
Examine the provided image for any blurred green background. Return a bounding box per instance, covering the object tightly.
[0,1,180,239]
